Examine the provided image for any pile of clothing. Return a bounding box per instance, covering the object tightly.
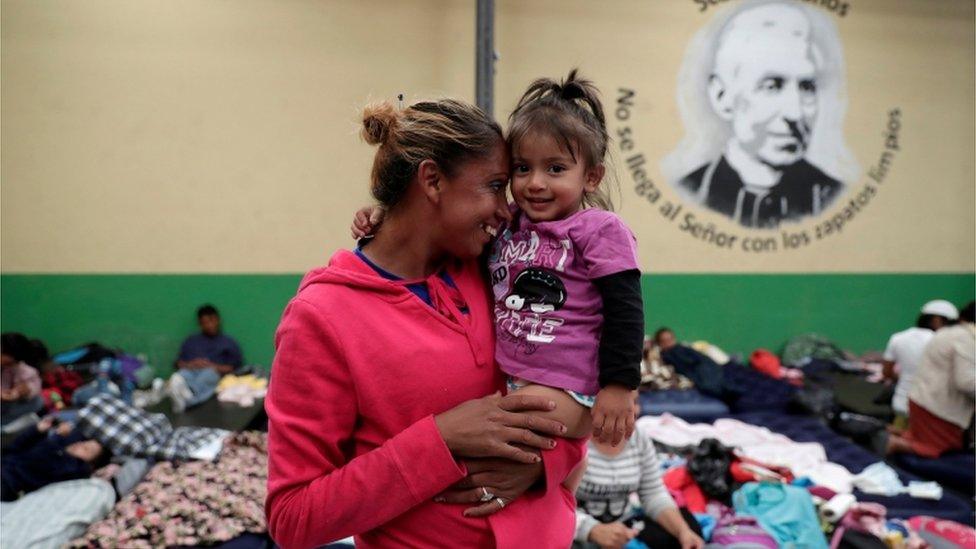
[636,415,969,548]
[216,374,268,407]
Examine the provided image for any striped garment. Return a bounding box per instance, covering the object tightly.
[574,433,676,543]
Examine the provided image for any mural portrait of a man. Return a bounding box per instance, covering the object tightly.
[663,1,859,229]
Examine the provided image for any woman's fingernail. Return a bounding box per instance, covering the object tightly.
[548,400,556,409]
[534,455,542,462]
[549,440,556,448]
[560,425,567,433]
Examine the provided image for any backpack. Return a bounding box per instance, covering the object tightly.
[710,512,778,548]
[781,334,847,367]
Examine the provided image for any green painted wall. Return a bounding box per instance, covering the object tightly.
[2,273,973,376]
[0,274,301,376]
[642,274,974,357]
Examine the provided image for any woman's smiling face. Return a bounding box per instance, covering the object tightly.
[434,140,511,259]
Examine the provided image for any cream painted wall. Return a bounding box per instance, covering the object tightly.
[3,0,974,273]
[2,0,474,273]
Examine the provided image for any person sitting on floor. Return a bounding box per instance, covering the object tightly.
[168,304,243,412]
[574,393,704,549]
[0,415,110,501]
[887,300,975,458]
[881,299,958,427]
[1,333,44,427]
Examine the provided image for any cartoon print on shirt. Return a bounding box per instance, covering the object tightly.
[491,228,573,354]
[504,268,567,314]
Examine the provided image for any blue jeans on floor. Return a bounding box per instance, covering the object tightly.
[179,368,222,408]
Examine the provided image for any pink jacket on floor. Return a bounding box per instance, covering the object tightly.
[265,250,583,549]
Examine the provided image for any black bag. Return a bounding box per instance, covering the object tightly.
[687,438,735,501]
[831,411,886,441]
[790,386,837,418]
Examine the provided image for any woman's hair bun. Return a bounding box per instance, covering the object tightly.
[361,102,399,145]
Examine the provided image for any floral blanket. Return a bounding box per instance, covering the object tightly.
[69,431,267,548]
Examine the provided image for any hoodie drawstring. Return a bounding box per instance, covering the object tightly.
[428,276,491,369]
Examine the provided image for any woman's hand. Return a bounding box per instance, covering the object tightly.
[588,522,638,549]
[434,391,566,464]
[677,528,705,549]
[434,453,542,517]
[350,205,385,239]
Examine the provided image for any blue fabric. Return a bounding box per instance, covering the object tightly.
[177,334,242,369]
[1,425,92,501]
[722,363,797,413]
[732,482,828,549]
[638,389,729,423]
[732,412,974,525]
[660,345,725,397]
[179,368,222,408]
[51,348,88,365]
[791,477,814,487]
[72,380,120,407]
[694,513,716,541]
[893,451,975,498]
[354,248,463,311]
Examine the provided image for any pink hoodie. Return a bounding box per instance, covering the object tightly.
[266,250,583,549]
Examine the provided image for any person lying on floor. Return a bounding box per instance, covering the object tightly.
[574,392,704,549]
[653,327,741,402]
[887,300,975,459]
[168,304,243,412]
[1,415,111,501]
[1,333,44,426]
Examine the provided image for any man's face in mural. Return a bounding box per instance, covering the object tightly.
[727,48,818,168]
[709,4,820,169]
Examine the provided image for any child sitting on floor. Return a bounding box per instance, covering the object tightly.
[1,333,44,426]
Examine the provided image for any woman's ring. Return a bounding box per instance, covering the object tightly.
[479,487,494,502]
[495,497,506,508]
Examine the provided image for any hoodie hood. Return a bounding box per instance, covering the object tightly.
[299,249,471,311]
[300,249,424,299]
[295,249,494,370]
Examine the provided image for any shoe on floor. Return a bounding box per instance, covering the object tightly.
[167,373,192,414]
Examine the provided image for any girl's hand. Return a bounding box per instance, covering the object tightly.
[678,528,705,549]
[434,453,542,517]
[591,385,637,446]
[588,522,638,549]
[434,392,567,464]
[350,205,385,239]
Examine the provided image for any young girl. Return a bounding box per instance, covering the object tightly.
[354,69,643,497]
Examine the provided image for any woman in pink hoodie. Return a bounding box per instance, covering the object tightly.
[265,98,585,549]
